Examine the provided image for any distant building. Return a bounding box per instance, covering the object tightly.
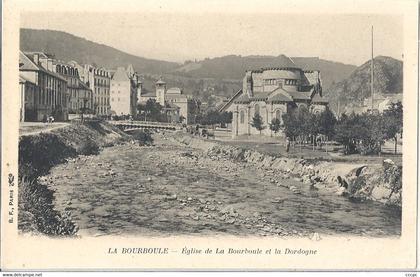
[78,64,112,116]
[137,77,200,124]
[54,61,93,115]
[110,65,140,116]
[344,93,403,115]
[19,51,68,121]
[221,56,328,137]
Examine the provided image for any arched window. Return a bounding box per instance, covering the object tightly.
[254,104,260,116]
[275,109,282,120]
[240,110,245,124]
[56,65,61,73]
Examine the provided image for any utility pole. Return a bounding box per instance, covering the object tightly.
[371,25,374,112]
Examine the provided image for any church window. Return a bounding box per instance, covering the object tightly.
[254,104,260,116]
[240,110,245,124]
[275,109,282,120]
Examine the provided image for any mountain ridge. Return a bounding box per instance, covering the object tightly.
[325,55,403,112]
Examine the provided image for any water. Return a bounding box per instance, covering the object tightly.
[45,135,401,237]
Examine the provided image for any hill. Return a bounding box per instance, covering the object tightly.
[20,28,179,73]
[325,56,403,112]
[172,55,357,91]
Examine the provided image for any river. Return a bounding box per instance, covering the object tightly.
[44,133,401,237]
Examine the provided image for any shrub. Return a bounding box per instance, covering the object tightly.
[131,130,154,146]
[77,140,100,155]
[18,177,78,236]
[19,133,77,177]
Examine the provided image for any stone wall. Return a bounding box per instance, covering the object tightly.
[172,133,402,207]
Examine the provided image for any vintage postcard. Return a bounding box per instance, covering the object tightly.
[1,0,419,271]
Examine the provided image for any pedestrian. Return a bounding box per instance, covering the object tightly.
[286,137,290,153]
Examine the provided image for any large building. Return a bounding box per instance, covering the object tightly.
[19,51,68,121]
[54,61,93,115]
[220,56,328,137]
[110,65,141,116]
[138,77,200,124]
[76,64,112,116]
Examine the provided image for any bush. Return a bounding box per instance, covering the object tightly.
[19,133,77,177]
[18,177,78,236]
[77,140,100,155]
[131,130,154,146]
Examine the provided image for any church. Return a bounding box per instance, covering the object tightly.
[220,56,329,137]
[138,77,200,124]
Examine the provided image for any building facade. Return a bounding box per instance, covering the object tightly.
[54,61,93,115]
[222,57,328,137]
[19,52,68,121]
[110,65,140,116]
[137,78,200,124]
[78,64,111,116]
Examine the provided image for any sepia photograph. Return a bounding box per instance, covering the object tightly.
[1,0,418,272]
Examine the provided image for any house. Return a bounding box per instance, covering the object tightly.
[222,56,328,137]
[110,66,140,116]
[19,51,68,121]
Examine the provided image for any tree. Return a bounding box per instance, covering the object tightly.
[220,111,233,127]
[317,108,337,139]
[334,112,383,155]
[382,101,403,154]
[251,114,265,134]
[137,99,163,122]
[282,109,300,140]
[269,118,281,136]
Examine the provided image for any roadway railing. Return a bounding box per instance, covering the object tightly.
[108,120,180,127]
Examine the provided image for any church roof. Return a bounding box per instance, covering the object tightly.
[268,88,294,103]
[286,90,312,101]
[234,94,251,104]
[311,93,329,104]
[219,89,243,112]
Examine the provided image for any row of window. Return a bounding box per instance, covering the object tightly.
[95,88,109,95]
[56,65,78,77]
[70,101,92,110]
[95,96,110,106]
[263,79,299,86]
[37,73,66,106]
[239,109,282,124]
[70,89,92,99]
[94,78,110,87]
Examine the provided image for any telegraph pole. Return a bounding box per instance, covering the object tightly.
[370,25,374,112]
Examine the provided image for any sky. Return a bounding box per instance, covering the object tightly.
[20,11,403,66]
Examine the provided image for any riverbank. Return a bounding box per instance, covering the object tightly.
[18,121,130,235]
[37,131,400,237]
[171,132,402,207]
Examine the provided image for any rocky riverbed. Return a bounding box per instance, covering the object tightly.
[41,133,401,237]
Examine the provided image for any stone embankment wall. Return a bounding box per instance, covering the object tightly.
[18,121,130,236]
[172,133,402,207]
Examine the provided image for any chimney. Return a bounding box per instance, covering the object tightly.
[33,53,39,65]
